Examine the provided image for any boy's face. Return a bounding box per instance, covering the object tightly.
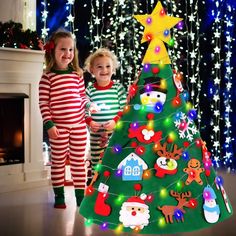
[90,56,114,86]
[54,37,74,70]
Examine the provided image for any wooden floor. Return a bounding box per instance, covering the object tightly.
[0,171,235,236]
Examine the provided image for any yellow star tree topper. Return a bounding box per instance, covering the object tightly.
[134,1,182,64]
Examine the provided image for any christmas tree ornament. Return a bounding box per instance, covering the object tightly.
[140,76,167,112]
[157,190,192,223]
[154,142,182,178]
[117,152,148,181]
[203,185,220,223]
[183,158,205,185]
[215,176,232,213]
[173,72,184,93]
[128,123,162,144]
[94,183,111,216]
[119,194,150,229]
[79,1,232,234]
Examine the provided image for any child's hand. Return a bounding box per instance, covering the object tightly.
[47,126,60,139]
[103,120,116,131]
[99,132,109,147]
[89,103,100,113]
[90,121,101,132]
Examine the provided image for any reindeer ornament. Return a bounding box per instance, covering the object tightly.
[154,142,183,178]
[158,190,192,224]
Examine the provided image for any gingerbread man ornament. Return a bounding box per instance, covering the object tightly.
[183,158,204,185]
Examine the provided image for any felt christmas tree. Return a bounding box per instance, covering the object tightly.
[79,2,233,234]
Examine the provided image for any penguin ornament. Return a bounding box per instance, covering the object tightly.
[140,76,167,113]
[203,185,220,223]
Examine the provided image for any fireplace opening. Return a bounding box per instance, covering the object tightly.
[0,93,28,165]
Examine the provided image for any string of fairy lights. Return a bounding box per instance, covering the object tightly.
[210,0,223,167]
[38,0,235,171]
[40,0,49,42]
[221,3,234,169]
[87,0,144,88]
[64,0,77,37]
[208,0,235,169]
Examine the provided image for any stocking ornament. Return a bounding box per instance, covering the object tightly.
[94,183,111,216]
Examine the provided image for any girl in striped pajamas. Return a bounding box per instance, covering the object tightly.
[39,29,96,209]
[84,48,127,184]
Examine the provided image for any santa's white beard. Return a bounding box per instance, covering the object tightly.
[119,206,150,229]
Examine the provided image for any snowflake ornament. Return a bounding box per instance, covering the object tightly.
[174,112,199,141]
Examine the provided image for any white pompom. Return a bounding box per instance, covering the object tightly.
[140,193,147,200]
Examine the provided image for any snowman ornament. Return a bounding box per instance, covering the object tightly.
[203,185,220,223]
[139,76,167,112]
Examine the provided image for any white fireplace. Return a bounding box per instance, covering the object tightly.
[0,47,49,192]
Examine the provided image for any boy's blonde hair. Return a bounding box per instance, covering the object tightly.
[44,28,82,75]
[84,48,119,74]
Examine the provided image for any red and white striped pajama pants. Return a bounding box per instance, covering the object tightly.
[49,122,87,190]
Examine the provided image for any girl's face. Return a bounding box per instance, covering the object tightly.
[54,37,74,70]
[90,56,114,86]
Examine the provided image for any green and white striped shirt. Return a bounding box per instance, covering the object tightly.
[85,81,127,124]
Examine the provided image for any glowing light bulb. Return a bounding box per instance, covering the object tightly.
[176,181,183,191]
[146,17,152,25]
[190,170,195,178]
[152,67,160,74]
[188,198,198,208]
[164,117,171,126]
[115,121,122,129]
[143,170,151,179]
[112,145,122,154]
[164,29,170,37]
[100,222,108,231]
[154,101,163,113]
[168,38,175,47]
[203,190,211,200]
[145,33,153,41]
[182,151,189,161]
[115,224,123,234]
[95,163,101,171]
[85,218,93,227]
[155,46,161,53]
[160,188,168,198]
[144,63,151,72]
[131,122,139,129]
[123,105,130,113]
[160,8,165,16]
[115,195,125,205]
[158,217,166,227]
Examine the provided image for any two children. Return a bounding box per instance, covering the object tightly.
[39,29,126,208]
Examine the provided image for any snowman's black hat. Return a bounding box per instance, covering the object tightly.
[140,76,167,94]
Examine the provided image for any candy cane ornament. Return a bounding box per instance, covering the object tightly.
[215,176,231,213]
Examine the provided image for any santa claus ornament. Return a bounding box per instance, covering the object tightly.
[119,193,150,230]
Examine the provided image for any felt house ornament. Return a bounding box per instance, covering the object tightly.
[118,152,148,181]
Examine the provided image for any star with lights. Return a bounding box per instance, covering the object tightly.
[134,1,182,64]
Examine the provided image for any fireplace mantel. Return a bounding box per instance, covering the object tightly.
[0,47,49,192]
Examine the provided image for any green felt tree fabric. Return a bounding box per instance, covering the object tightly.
[79,1,233,234]
[79,63,233,234]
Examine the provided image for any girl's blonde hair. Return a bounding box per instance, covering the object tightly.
[44,28,82,75]
[84,48,119,74]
